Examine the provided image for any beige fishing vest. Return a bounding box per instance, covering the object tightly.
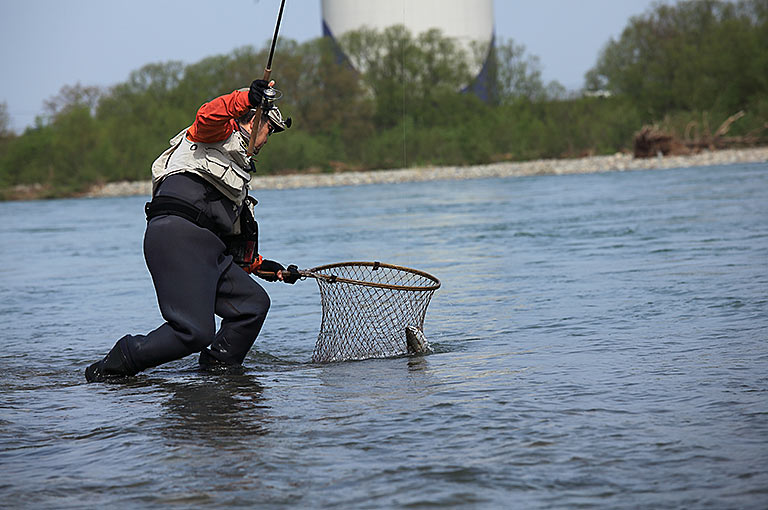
[151,126,252,205]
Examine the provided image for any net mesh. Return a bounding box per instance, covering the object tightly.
[309,262,440,363]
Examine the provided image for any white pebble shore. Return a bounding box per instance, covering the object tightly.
[86,147,768,197]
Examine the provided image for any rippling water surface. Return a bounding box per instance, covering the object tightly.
[1,163,767,508]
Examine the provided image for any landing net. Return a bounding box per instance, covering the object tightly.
[308,262,440,363]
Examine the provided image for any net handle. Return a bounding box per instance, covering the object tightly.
[264,261,441,292]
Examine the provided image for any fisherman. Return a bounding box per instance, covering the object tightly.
[85,79,299,382]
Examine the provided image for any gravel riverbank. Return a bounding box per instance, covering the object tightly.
[86,147,768,197]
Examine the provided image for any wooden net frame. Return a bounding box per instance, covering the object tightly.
[306,262,441,362]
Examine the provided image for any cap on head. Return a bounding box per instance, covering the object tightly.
[266,106,292,133]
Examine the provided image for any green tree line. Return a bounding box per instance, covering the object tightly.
[1,0,766,199]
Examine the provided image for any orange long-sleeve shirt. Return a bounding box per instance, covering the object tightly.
[186,89,252,143]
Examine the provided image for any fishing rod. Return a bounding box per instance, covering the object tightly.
[248,0,287,157]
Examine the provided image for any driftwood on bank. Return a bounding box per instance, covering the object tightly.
[634,111,767,158]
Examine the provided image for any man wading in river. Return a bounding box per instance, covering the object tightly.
[85,79,300,382]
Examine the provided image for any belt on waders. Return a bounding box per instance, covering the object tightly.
[144,196,223,235]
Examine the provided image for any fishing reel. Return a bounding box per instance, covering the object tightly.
[262,87,292,132]
[261,87,283,112]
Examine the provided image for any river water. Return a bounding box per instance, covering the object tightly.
[1,163,767,508]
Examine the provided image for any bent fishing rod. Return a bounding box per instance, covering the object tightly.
[248,0,288,156]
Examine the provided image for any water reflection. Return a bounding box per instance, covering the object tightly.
[128,369,271,444]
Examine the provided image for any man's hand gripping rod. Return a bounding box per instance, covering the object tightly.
[247,0,287,157]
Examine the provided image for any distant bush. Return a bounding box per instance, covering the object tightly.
[585,0,768,117]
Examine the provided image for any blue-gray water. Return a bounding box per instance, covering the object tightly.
[1,163,767,509]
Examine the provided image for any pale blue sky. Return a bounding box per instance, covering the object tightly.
[0,0,659,132]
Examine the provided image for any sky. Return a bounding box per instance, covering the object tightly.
[0,0,659,133]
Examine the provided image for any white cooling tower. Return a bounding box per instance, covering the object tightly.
[321,0,495,98]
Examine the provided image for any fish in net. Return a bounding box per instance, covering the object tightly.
[294,261,440,362]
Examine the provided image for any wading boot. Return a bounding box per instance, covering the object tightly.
[85,338,137,383]
[198,348,243,373]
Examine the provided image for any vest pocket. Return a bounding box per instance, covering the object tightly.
[204,149,251,195]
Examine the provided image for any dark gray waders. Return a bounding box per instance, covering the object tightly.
[85,214,270,382]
